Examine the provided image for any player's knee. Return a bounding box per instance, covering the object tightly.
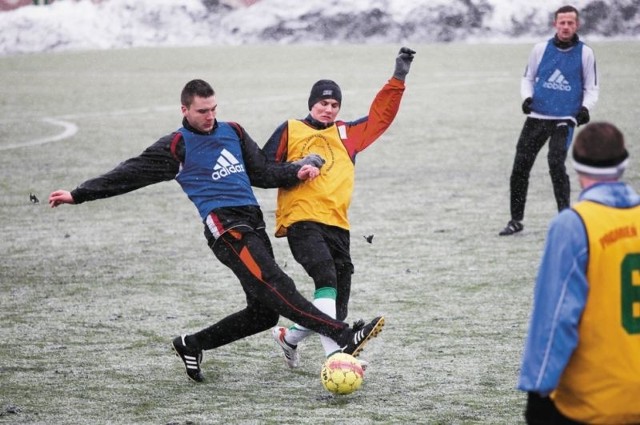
[548,163,567,178]
[336,262,354,277]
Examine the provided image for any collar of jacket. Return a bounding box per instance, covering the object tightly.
[553,33,579,49]
[304,114,333,130]
[182,117,219,135]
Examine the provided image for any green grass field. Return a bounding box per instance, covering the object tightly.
[1,42,639,424]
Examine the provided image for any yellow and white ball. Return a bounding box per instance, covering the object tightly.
[320,353,364,395]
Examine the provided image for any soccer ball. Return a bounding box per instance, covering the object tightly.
[320,353,364,395]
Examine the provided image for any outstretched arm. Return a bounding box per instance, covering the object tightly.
[341,47,414,156]
[48,135,180,207]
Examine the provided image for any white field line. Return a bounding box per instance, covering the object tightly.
[0,106,177,151]
[0,117,78,151]
[1,75,513,151]
[0,98,276,151]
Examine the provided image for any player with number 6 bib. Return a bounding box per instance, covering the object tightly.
[518,122,640,424]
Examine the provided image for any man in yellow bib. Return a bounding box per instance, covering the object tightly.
[518,121,640,424]
[263,47,415,367]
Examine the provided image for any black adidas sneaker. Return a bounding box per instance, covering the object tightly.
[342,316,385,357]
[499,220,524,236]
[172,335,204,383]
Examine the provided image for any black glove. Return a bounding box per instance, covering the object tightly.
[393,47,416,81]
[576,106,590,126]
[521,97,533,114]
[293,153,325,169]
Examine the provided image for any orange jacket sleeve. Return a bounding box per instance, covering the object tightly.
[341,76,406,159]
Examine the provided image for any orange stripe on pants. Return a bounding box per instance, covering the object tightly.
[238,246,262,280]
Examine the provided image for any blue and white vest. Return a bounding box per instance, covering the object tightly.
[175,123,258,221]
[531,39,584,117]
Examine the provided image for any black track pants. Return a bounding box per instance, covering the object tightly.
[524,393,584,425]
[192,225,348,351]
[287,221,354,321]
[509,118,572,221]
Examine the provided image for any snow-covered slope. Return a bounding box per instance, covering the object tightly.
[0,0,638,56]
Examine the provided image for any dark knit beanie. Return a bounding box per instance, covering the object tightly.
[572,122,629,179]
[308,80,342,110]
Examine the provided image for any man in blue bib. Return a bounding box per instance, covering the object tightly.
[499,5,599,236]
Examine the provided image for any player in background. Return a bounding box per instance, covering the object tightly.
[499,5,599,236]
[518,122,640,424]
[49,79,385,383]
[262,47,414,367]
